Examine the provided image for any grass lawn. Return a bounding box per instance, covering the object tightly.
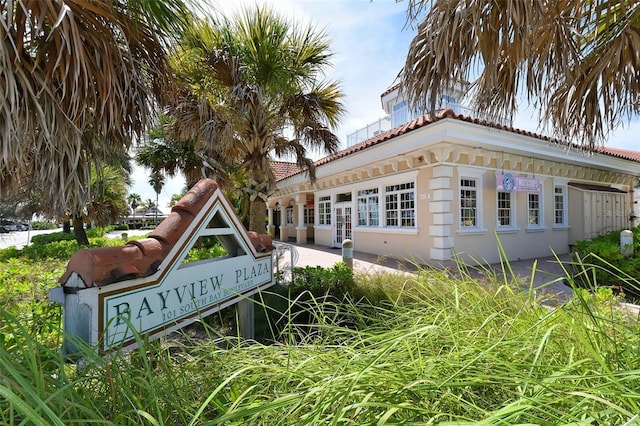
[1,232,639,424]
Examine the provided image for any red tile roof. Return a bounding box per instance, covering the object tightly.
[272,160,304,181]
[380,83,400,98]
[275,109,640,182]
[596,146,640,162]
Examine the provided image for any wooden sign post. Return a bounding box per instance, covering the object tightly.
[50,179,274,356]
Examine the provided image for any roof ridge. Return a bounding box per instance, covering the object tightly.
[275,110,640,182]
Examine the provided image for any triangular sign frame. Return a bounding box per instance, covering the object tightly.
[57,182,274,353]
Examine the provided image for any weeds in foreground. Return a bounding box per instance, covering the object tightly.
[1,251,640,424]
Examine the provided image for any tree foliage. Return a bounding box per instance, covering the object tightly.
[166,6,345,232]
[86,166,130,228]
[0,0,194,215]
[401,0,640,149]
[136,116,205,189]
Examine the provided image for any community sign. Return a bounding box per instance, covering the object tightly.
[51,181,274,353]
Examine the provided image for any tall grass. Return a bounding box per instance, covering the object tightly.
[1,253,640,424]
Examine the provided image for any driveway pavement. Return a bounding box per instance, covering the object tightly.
[0,228,151,250]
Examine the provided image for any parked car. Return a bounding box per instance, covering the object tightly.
[15,223,30,231]
[0,226,10,233]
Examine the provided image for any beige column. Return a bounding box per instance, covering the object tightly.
[279,206,288,241]
[295,201,307,244]
[429,165,454,260]
[267,204,275,238]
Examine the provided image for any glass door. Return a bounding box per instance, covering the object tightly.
[334,204,352,247]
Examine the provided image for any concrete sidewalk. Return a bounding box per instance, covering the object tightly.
[287,243,574,303]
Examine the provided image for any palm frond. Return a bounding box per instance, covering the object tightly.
[401,0,640,148]
[0,0,192,215]
[164,7,345,231]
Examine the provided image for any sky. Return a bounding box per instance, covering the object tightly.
[130,0,640,212]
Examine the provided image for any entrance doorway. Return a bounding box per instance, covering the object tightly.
[273,205,281,240]
[334,204,352,247]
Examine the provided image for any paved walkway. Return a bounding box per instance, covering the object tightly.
[286,242,574,303]
[0,228,60,249]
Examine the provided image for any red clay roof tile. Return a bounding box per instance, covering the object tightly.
[272,160,304,181]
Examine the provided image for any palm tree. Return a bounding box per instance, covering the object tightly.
[136,116,204,189]
[400,0,640,149]
[148,172,166,226]
[0,0,194,219]
[127,193,142,227]
[143,199,156,211]
[86,167,130,228]
[167,7,345,232]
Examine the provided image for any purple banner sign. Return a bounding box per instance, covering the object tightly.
[497,174,541,193]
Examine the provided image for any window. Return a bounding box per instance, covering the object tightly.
[304,208,314,225]
[497,192,513,227]
[528,193,542,226]
[460,179,478,228]
[442,95,457,104]
[392,101,408,127]
[385,182,415,227]
[285,206,293,225]
[357,189,379,226]
[410,105,426,121]
[336,192,352,203]
[318,196,331,225]
[554,186,566,226]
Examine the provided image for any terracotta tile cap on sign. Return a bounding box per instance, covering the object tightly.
[58,179,273,288]
[247,231,274,252]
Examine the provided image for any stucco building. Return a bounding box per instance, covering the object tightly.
[268,85,640,265]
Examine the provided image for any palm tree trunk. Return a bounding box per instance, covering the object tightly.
[248,198,267,233]
[72,215,89,246]
[248,167,268,233]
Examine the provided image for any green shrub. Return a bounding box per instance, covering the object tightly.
[29,227,110,247]
[85,226,111,238]
[571,227,640,298]
[6,262,639,425]
[289,263,355,298]
[30,232,75,246]
[0,247,20,262]
[30,221,58,230]
[183,244,228,263]
[2,242,640,424]
[21,240,82,260]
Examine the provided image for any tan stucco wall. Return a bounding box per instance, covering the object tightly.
[271,119,640,265]
[351,229,426,261]
[314,227,332,247]
[449,170,572,264]
[568,187,630,245]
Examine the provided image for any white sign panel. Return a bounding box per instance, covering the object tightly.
[101,255,272,350]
